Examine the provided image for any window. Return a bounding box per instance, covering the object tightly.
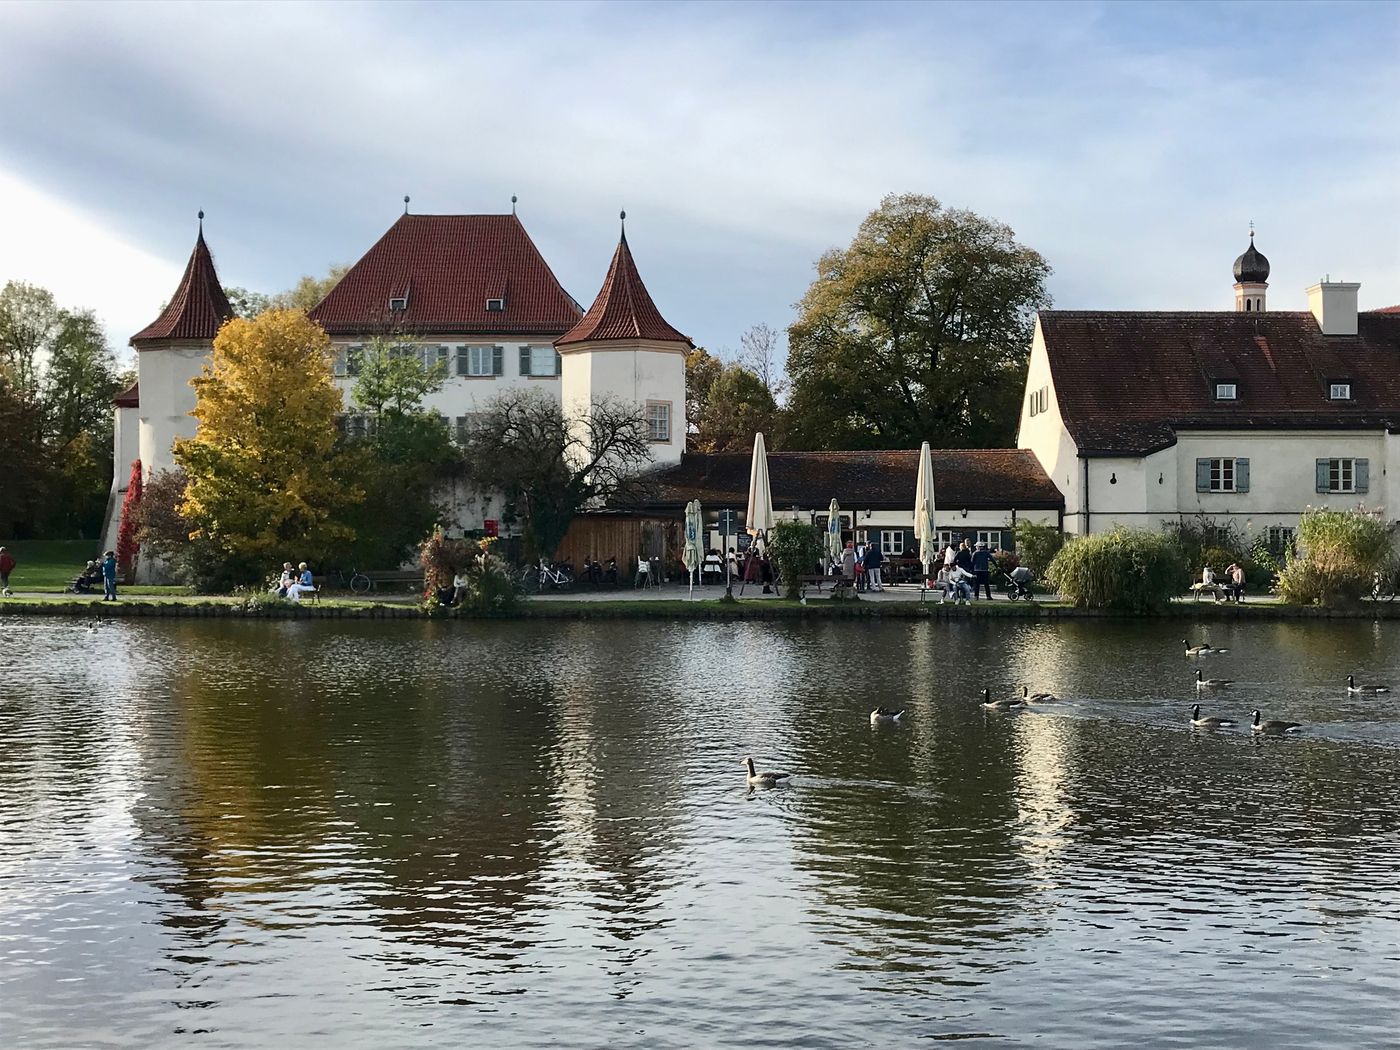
[645,401,671,443]
[855,529,869,545]
[389,295,408,312]
[458,345,503,377]
[936,529,958,548]
[486,298,505,312]
[334,345,363,377]
[1318,457,1368,494]
[1028,386,1049,417]
[1266,526,1296,553]
[1195,457,1250,493]
[1329,382,1352,400]
[976,530,1002,549]
[341,412,375,439]
[519,345,561,377]
[880,530,905,556]
[454,414,484,443]
[1215,383,1238,401]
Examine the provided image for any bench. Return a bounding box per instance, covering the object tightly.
[1189,582,1228,602]
[796,574,853,599]
[362,570,426,593]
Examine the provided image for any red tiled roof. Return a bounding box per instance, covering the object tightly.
[131,232,235,347]
[113,380,139,408]
[1041,311,1400,456]
[556,231,691,348]
[308,214,582,337]
[1377,305,1400,313]
[637,449,1063,512]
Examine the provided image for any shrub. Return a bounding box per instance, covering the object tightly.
[768,521,824,600]
[1164,515,1251,588]
[1046,527,1186,611]
[417,531,520,614]
[1275,508,1394,607]
[1011,519,1063,576]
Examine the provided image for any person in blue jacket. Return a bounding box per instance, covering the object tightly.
[970,542,994,601]
[101,550,118,601]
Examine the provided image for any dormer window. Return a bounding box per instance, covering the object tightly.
[388,295,408,312]
[1329,382,1352,400]
[1215,382,1237,401]
[486,298,505,312]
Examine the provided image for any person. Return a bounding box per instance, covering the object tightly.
[634,553,652,588]
[853,540,867,592]
[435,573,457,607]
[1227,562,1245,603]
[453,567,470,604]
[950,563,975,604]
[286,562,315,601]
[864,540,885,591]
[272,562,294,597]
[101,549,118,601]
[942,543,956,570]
[953,539,973,575]
[0,546,15,597]
[581,557,602,588]
[971,542,994,601]
[759,552,774,594]
[72,560,102,594]
[840,541,856,585]
[603,557,619,587]
[1200,564,1224,603]
[726,547,739,580]
[1009,564,1034,599]
[935,564,955,603]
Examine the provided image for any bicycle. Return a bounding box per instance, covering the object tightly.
[1371,571,1397,602]
[536,560,574,592]
[334,567,373,594]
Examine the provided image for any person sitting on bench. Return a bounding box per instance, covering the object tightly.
[72,560,102,594]
[286,562,316,601]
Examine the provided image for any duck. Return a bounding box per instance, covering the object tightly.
[744,756,791,788]
[1021,685,1059,704]
[870,707,904,725]
[1183,639,1228,656]
[1190,703,1235,728]
[1195,669,1235,689]
[1346,675,1389,694]
[980,688,1024,711]
[1251,710,1302,734]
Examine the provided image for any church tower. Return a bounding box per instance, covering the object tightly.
[556,214,692,466]
[129,214,236,480]
[1232,229,1270,312]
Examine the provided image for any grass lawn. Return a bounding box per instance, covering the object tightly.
[0,539,189,595]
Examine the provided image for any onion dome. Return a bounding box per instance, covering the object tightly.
[1233,232,1270,284]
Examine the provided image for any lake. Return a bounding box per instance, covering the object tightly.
[2,615,1398,1048]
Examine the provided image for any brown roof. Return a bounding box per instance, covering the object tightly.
[308,214,582,337]
[1040,310,1400,456]
[113,379,139,408]
[131,231,235,347]
[556,231,691,348]
[637,449,1062,513]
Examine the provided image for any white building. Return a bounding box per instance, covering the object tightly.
[1017,234,1400,545]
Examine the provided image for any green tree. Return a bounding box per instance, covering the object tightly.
[0,281,61,406]
[351,337,446,416]
[768,520,824,599]
[225,264,348,319]
[693,363,778,453]
[174,309,362,575]
[685,346,722,437]
[785,193,1051,450]
[0,374,49,536]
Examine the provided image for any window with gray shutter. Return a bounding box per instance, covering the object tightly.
[1316,459,1330,493]
[519,346,533,377]
[492,346,504,376]
[1356,459,1369,493]
[1235,458,1249,493]
[455,347,470,376]
[1196,459,1211,492]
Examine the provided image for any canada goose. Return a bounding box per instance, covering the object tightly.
[870,707,904,725]
[1190,703,1235,728]
[980,688,1023,711]
[744,756,791,788]
[1021,685,1059,703]
[1195,669,1235,689]
[1184,639,1228,656]
[1251,710,1302,734]
[1346,675,1389,694]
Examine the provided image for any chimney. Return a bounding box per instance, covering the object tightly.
[1307,279,1360,336]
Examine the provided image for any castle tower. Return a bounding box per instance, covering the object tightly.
[1232,229,1270,312]
[129,214,236,480]
[556,214,692,466]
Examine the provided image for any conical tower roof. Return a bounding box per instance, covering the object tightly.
[131,218,235,347]
[556,218,691,348]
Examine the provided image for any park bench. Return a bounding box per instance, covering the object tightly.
[796,574,853,599]
[361,570,426,593]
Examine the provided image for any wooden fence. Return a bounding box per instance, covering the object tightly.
[553,516,681,576]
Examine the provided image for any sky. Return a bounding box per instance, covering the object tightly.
[1,0,1397,367]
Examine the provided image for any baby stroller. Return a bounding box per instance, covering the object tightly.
[1003,567,1035,601]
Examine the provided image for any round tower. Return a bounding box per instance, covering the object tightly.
[1233,229,1270,312]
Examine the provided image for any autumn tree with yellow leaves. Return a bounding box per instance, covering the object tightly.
[174,309,361,576]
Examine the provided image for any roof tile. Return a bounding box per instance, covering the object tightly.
[131,232,235,346]
[557,232,691,347]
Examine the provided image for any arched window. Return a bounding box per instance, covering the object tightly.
[1245,300,1252,312]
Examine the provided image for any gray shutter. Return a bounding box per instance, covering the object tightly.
[554,349,562,376]
[455,347,468,376]
[1235,458,1249,493]
[436,345,448,370]
[492,346,504,376]
[1196,459,1211,492]
[1002,529,1015,553]
[1356,459,1369,493]
[519,346,532,377]
[1316,459,1330,493]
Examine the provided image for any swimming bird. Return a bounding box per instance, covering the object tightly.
[1251,710,1302,734]
[745,756,791,788]
[1021,685,1059,703]
[1184,639,1228,656]
[1195,669,1235,689]
[870,707,904,725]
[1190,703,1235,728]
[1346,675,1389,694]
[981,688,1024,711]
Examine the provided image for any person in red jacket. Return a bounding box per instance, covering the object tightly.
[0,546,15,597]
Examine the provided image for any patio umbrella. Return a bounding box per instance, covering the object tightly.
[826,498,843,567]
[683,499,702,596]
[746,432,775,554]
[914,440,938,575]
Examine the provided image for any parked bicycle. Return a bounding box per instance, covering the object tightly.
[536,559,574,592]
[333,567,373,594]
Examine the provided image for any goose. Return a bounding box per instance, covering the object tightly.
[744,756,791,788]
[980,688,1024,711]
[1021,685,1059,704]
[870,707,904,725]
[1190,703,1235,728]
[1251,710,1302,734]
[1184,639,1228,656]
[1346,675,1389,694]
[1195,669,1235,689]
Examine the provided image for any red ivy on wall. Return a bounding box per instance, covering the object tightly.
[116,460,142,580]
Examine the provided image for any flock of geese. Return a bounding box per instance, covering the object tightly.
[744,636,1389,787]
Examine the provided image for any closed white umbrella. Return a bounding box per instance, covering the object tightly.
[826,498,843,566]
[746,432,775,555]
[914,441,938,574]
[683,499,702,596]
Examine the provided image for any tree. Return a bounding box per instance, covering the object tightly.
[0,375,48,536]
[737,323,788,401]
[351,336,446,417]
[684,346,722,437]
[459,388,653,561]
[115,460,142,579]
[691,363,778,453]
[785,193,1051,450]
[225,265,348,320]
[0,281,61,406]
[174,308,362,574]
